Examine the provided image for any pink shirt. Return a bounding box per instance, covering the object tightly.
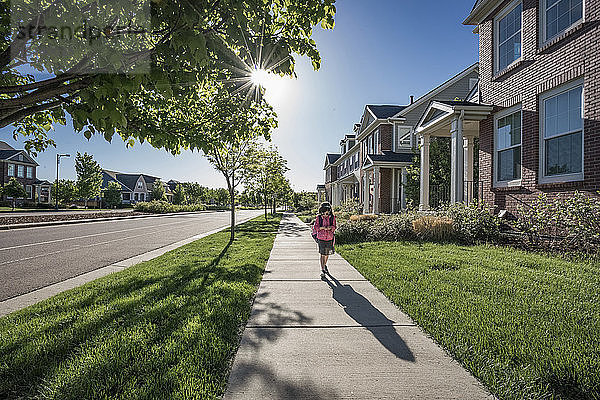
[313,215,336,241]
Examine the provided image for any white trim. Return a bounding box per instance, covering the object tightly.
[539,78,585,184]
[494,0,523,74]
[493,104,523,188]
[540,0,585,46]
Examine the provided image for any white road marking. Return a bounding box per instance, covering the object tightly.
[0,221,203,266]
[0,218,195,251]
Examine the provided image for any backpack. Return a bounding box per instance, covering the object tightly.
[311,215,322,243]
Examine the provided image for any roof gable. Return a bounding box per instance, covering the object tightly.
[367,105,407,119]
[0,150,39,165]
[393,63,479,120]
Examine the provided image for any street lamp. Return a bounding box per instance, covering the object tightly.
[55,153,71,210]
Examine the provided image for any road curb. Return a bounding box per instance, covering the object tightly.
[0,210,229,230]
[0,213,259,317]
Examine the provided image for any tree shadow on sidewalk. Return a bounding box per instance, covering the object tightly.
[325,275,415,361]
[226,360,341,399]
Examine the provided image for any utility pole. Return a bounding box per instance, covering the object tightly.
[55,153,71,210]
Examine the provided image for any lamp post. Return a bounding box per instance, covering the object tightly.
[55,153,71,210]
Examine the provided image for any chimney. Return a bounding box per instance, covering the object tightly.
[410,95,414,105]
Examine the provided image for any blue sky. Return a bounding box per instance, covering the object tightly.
[1,0,478,191]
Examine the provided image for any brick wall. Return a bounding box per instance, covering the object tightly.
[380,168,392,214]
[380,124,393,152]
[477,0,600,214]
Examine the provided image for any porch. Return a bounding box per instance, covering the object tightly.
[415,101,492,210]
[361,152,413,214]
[331,173,360,207]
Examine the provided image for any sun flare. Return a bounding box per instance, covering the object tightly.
[251,68,271,87]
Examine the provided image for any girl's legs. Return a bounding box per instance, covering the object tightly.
[321,254,329,273]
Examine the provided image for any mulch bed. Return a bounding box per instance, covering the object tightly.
[0,211,146,226]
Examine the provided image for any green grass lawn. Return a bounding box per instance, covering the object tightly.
[0,215,281,400]
[338,241,600,400]
[0,206,29,212]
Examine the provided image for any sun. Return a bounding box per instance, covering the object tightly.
[251,68,271,88]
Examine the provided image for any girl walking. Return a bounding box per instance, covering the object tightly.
[312,202,337,279]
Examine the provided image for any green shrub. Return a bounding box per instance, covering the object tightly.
[368,213,416,241]
[443,202,501,243]
[336,213,416,243]
[335,220,372,244]
[559,191,600,249]
[134,201,206,214]
[515,192,600,251]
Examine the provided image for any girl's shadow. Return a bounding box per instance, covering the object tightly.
[325,274,415,361]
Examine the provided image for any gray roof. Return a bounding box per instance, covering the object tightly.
[437,100,485,107]
[367,105,407,119]
[0,149,38,165]
[0,150,20,160]
[326,154,341,164]
[102,171,133,191]
[368,151,415,164]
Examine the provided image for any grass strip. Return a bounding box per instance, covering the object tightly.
[338,241,600,400]
[0,215,281,400]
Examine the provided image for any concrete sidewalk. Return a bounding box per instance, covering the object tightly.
[224,214,494,399]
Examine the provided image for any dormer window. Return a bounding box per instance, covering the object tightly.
[495,0,522,73]
[542,0,583,43]
[137,181,143,189]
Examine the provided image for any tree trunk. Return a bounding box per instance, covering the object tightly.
[227,176,235,242]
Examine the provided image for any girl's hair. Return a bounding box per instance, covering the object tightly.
[318,202,335,218]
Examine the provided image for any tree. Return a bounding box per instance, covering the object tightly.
[173,184,186,205]
[75,152,103,208]
[200,89,276,240]
[151,179,166,202]
[2,177,27,210]
[242,143,289,220]
[2,0,336,155]
[51,179,78,205]
[104,181,122,208]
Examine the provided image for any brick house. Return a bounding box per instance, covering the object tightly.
[461,0,600,214]
[0,141,52,205]
[322,64,481,214]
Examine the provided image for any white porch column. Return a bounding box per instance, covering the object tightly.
[464,135,475,204]
[390,169,396,214]
[450,113,464,204]
[363,174,369,213]
[373,166,380,214]
[419,134,430,211]
[401,168,408,210]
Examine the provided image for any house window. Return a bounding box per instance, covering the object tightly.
[7,164,15,177]
[543,0,583,43]
[137,181,143,189]
[495,1,522,72]
[495,106,522,185]
[140,193,145,201]
[17,165,25,178]
[123,193,131,201]
[540,80,583,182]
[26,166,33,179]
[26,185,33,199]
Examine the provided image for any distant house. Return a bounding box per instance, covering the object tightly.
[322,64,480,214]
[0,141,52,205]
[102,170,173,203]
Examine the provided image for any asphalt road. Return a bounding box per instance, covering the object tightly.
[0,210,262,302]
